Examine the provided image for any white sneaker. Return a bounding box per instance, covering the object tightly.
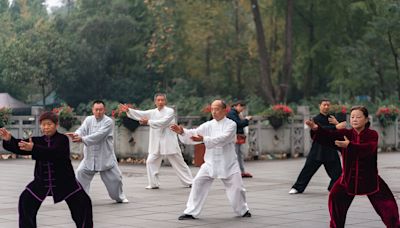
[145,185,159,189]
[288,188,299,194]
[116,198,129,203]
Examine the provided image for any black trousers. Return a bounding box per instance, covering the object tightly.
[18,189,93,228]
[292,156,342,193]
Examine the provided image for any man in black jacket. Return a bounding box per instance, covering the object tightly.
[289,99,345,194]
[227,100,253,178]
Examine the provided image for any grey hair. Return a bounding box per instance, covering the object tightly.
[154,93,167,101]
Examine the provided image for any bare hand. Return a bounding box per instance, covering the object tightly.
[18,138,33,151]
[335,136,350,148]
[245,116,253,120]
[71,135,83,143]
[119,104,129,112]
[336,121,347,130]
[190,135,204,142]
[0,128,12,141]
[328,115,339,125]
[139,118,148,125]
[65,132,76,138]
[170,124,184,134]
[305,119,318,130]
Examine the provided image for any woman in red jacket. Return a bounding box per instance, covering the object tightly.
[306,106,400,228]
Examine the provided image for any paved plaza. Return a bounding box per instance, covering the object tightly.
[0,152,400,228]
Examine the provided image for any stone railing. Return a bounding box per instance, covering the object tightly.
[1,115,399,161]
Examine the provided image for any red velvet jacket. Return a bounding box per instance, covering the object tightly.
[312,127,379,195]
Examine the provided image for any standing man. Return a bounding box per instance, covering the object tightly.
[289,99,344,194]
[120,93,192,189]
[67,100,128,203]
[171,100,251,220]
[227,100,253,178]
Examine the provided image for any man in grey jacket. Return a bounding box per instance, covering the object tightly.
[67,100,128,203]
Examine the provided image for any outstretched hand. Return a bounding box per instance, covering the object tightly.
[328,115,339,125]
[65,133,82,143]
[170,124,184,135]
[305,119,318,130]
[0,128,11,141]
[335,136,350,148]
[119,104,129,112]
[190,135,204,142]
[18,138,33,151]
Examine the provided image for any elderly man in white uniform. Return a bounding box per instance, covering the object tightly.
[120,93,192,189]
[171,99,251,220]
[67,100,128,203]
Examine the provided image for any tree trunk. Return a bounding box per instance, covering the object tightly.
[279,0,293,103]
[303,2,314,99]
[250,0,276,104]
[234,0,243,98]
[205,35,211,79]
[388,30,400,100]
[41,83,46,107]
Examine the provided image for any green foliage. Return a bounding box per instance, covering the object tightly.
[0,0,400,112]
[0,107,12,128]
[52,104,78,130]
[375,105,400,128]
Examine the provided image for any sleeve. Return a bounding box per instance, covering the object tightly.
[178,123,208,145]
[314,115,336,130]
[347,130,378,158]
[2,137,32,155]
[148,109,175,129]
[311,126,346,150]
[75,117,88,136]
[227,111,249,129]
[31,135,70,161]
[126,108,152,121]
[81,118,113,146]
[203,122,236,149]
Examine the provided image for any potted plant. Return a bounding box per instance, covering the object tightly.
[375,105,399,128]
[52,104,78,130]
[329,104,348,122]
[263,104,294,129]
[112,104,140,132]
[0,107,12,128]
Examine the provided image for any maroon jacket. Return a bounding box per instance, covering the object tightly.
[312,127,379,195]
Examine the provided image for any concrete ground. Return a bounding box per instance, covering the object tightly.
[0,152,399,227]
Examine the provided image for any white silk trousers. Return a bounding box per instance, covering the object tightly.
[146,153,193,188]
[183,166,249,217]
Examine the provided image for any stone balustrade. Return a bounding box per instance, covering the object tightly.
[1,115,399,162]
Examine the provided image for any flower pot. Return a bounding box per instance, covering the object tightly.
[122,117,140,132]
[268,116,283,129]
[334,113,347,122]
[60,118,74,130]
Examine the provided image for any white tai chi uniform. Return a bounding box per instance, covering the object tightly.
[75,115,127,202]
[126,106,193,188]
[178,117,249,217]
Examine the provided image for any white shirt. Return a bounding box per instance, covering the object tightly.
[126,106,181,155]
[75,115,117,171]
[179,117,239,178]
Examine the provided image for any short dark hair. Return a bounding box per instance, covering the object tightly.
[232,100,246,107]
[40,111,59,124]
[92,100,105,107]
[319,98,330,104]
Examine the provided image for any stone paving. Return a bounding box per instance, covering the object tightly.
[0,152,400,227]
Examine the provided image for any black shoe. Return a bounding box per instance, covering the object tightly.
[178,214,196,220]
[242,211,251,218]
